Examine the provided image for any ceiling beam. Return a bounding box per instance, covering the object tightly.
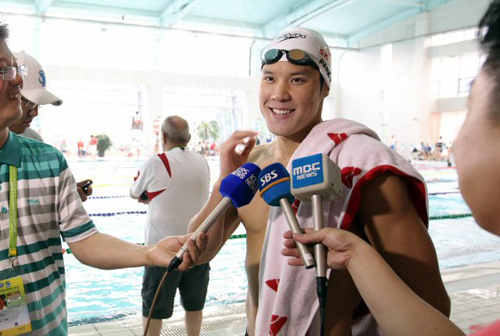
[374,0,425,7]
[260,0,355,38]
[347,7,421,46]
[35,0,53,14]
[158,0,202,27]
[425,0,455,11]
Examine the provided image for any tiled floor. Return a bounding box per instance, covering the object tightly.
[69,261,500,335]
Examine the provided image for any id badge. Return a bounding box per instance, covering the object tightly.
[0,268,32,336]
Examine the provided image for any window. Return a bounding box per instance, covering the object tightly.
[430,53,482,98]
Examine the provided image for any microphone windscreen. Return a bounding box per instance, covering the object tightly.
[291,153,342,202]
[220,162,261,208]
[258,163,294,206]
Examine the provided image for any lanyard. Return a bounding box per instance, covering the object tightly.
[9,165,18,259]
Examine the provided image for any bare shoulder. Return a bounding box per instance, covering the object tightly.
[249,142,276,166]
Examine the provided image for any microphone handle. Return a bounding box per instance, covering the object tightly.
[311,194,327,278]
[279,198,316,269]
[175,196,233,260]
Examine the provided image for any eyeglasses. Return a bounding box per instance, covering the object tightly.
[0,65,27,81]
[21,96,38,110]
[261,49,319,71]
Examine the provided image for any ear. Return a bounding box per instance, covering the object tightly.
[321,83,330,98]
[187,133,191,143]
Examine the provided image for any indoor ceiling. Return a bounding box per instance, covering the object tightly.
[0,0,459,47]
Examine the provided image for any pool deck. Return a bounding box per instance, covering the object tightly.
[69,260,500,335]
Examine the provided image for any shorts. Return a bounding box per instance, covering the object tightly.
[142,263,210,319]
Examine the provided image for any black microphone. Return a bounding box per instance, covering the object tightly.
[168,162,261,272]
[258,162,315,269]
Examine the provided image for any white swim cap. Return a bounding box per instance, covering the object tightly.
[262,27,332,87]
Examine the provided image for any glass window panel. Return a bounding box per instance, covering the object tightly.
[459,55,480,78]
[439,81,458,98]
[430,58,441,81]
[440,57,459,82]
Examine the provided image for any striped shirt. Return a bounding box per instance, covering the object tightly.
[0,132,98,336]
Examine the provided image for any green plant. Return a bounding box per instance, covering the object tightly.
[197,120,220,142]
[96,133,112,157]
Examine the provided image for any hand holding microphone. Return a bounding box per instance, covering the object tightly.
[258,163,315,269]
[168,162,261,272]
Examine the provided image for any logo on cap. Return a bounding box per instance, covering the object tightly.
[39,70,46,87]
[319,49,331,60]
[277,33,307,43]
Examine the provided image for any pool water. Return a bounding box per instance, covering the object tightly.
[65,158,500,325]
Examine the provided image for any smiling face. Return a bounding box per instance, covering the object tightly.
[259,61,329,142]
[454,68,500,235]
[0,40,23,132]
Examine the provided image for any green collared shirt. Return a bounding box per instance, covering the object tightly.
[0,132,22,167]
[0,132,98,336]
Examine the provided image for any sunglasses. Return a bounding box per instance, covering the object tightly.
[261,49,319,71]
[0,65,27,81]
[21,96,38,110]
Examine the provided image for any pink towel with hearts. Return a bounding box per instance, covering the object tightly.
[256,118,428,336]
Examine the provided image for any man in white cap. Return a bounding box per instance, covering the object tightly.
[10,51,92,201]
[10,51,62,141]
[189,27,449,335]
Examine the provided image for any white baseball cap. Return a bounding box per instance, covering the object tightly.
[262,27,332,87]
[14,51,63,106]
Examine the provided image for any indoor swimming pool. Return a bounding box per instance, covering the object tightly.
[64,157,500,326]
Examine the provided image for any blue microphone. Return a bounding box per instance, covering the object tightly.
[258,163,315,269]
[169,162,261,271]
[291,153,342,334]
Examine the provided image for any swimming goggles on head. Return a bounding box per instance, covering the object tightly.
[261,49,319,70]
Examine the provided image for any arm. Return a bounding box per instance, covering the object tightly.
[129,157,158,200]
[187,179,241,263]
[68,231,205,271]
[187,130,257,263]
[284,229,464,336]
[356,173,451,317]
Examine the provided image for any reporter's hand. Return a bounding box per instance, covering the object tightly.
[282,228,364,270]
[218,130,258,178]
[147,232,207,270]
[76,179,93,202]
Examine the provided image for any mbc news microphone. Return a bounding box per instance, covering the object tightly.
[258,163,315,269]
[167,162,261,272]
[291,153,342,335]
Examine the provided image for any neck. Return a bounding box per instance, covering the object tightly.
[274,120,321,165]
[274,136,302,166]
[0,128,9,150]
[164,143,187,151]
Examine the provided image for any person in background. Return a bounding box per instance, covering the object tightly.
[0,24,204,336]
[8,50,62,142]
[77,138,85,157]
[10,51,91,201]
[283,1,500,335]
[130,116,211,336]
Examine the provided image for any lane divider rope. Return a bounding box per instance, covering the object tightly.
[66,213,474,255]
